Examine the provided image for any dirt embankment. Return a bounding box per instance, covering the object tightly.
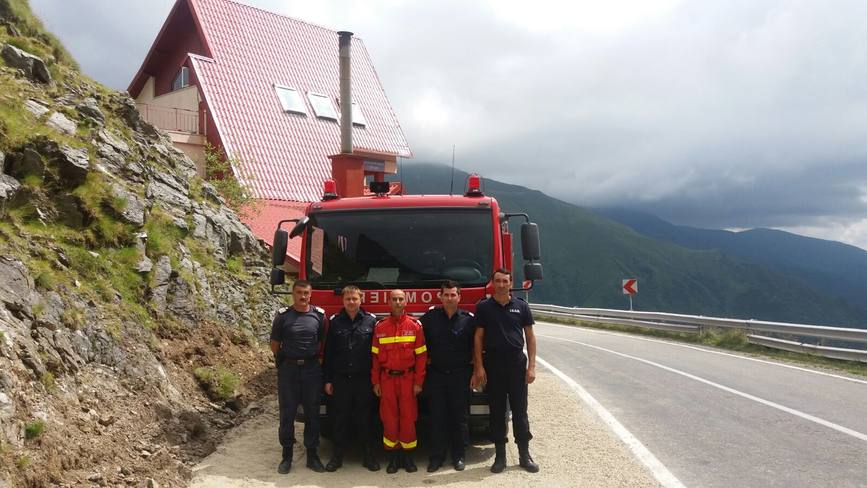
[189,369,662,487]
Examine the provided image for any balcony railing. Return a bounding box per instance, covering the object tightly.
[137,104,202,134]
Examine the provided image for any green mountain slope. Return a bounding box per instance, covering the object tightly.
[596,207,867,317]
[396,163,867,328]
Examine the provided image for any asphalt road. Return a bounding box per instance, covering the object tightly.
[534,320,867,488]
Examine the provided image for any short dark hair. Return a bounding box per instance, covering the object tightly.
[492,268,512,280]
[292,279,312,290]
[342,285,361,297]
[440,280,461,293]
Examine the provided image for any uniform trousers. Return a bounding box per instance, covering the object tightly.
[277,360,322,449]
[485,352,533,445]
[426,367,471,459]
[331,373,376,449]
[379,372,418,450]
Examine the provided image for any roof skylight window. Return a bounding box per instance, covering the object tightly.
[307,92,338,120]
[351,102,366,127]
[275,85,307,115]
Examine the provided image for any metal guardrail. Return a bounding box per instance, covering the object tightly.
[531,304,867,363]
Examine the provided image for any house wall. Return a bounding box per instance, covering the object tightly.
[137,77,200,111]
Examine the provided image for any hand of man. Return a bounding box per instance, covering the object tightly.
[413,384,422,396]
[373,384,381,397]
[471,367,486,389]
[526,366,536,385]
[324,383,333,395]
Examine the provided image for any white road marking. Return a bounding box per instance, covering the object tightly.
[536,355,687,488]
[537,320,867,386]
[538,333,867,443]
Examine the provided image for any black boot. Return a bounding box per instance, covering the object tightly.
[277,447,292,474]
[490,443,507,473]
[325,447,343,472]
[306,448,326,472]
[386,450,402,474]
[362,446,380,472]
[518,443,539,473]
[427,455,444,473]
[403,451,417,473]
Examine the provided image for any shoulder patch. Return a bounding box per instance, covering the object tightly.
[278,307,289,314]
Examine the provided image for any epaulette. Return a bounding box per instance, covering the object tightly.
[428,305,436,310]
[515,296,528,303]
[313,306,325,314]
[277,307,289,314]
[329,313,338,321]
[367,312,377,318]
[466,311,475,317]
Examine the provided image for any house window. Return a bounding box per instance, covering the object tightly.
[172,66,190,91]
[351,102,366,127]
[307,92,338,120]
[274,85,307,115]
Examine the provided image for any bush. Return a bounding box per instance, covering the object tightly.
[40,371,55,391]
[194,365,240,400]
[24,420,45,439]
[34,271,55,290]
[204,143,258,218]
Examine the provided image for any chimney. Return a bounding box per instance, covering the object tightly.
[329,31,365,198]
[338,31,353,153]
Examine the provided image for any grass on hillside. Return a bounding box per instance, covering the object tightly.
[537,313,867,377]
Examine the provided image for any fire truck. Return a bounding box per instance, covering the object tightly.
[268,172,543,432]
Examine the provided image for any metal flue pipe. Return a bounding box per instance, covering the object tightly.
[337,31,353,154]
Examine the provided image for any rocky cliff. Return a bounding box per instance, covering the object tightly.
[0,2,284,486]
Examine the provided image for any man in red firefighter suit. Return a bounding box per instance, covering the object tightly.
[371,289,427,473]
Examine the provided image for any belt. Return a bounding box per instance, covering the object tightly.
[386,367,415,376]
[284,357,317,366]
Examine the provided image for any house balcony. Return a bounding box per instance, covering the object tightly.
[138,103,203,135]
[137,103,208,176]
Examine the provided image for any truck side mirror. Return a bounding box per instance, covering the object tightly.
[524,262,543,281]
[272,229,288,267]
[521,223,541,261]
[270,268,286,286]
[289,216,310,238]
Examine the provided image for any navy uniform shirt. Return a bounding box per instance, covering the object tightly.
[270,305,325,359]
[324,307,377,382]
[474,296,534,357]
[420,306,475,372]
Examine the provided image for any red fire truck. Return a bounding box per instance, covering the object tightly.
[268,172,543,432]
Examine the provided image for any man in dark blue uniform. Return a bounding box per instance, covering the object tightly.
[323,285,380,472]
[471,269,540,473]
[270,280,326,474]
[421,280,475,472]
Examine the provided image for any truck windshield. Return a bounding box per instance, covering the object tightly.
[305,208,494,289]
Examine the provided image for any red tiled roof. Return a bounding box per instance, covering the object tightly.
[186,0,412,202]
[243,200,309,268]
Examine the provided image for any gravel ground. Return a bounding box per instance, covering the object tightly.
[190,369,662,487]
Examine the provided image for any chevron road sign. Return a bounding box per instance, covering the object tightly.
[622,279,638,295]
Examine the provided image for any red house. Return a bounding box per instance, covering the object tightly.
[128,0,412,269]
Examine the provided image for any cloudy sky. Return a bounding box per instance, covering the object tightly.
[29,0,867,250]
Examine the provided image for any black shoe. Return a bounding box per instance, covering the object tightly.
[325,448,343,472]
[427,456,444,473]
[453,456,466,471]
[518,444,539,473]
[490,443,506,473]
[363,448,380,472]
[306,449,326,473]
[403,451,417,473]
[386,451,401,474]
[277,458,292,474]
